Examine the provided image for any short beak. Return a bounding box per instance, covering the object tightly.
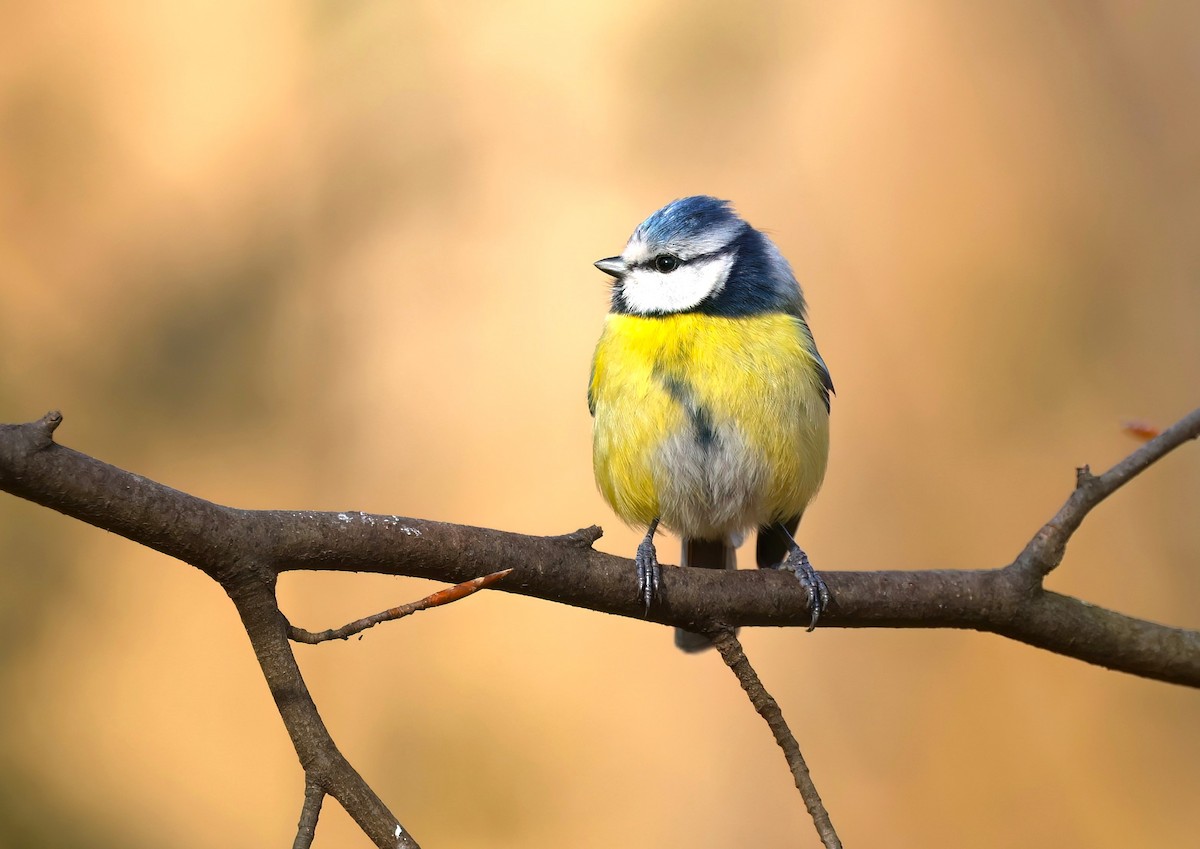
[594,256,627,278]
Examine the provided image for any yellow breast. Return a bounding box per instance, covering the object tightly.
[589,312,830,537]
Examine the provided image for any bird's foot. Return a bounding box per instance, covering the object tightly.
[778,545,830,631]
[635,524,662,615]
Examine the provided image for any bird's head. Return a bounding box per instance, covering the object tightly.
[595,196,804,317]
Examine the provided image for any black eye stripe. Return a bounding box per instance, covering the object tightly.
[631,245,734,272]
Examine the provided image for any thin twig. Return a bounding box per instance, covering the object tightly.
[288,570,513,644]
[1013,405,1200,580]
[706,628,842,849]
[292,776,325,849]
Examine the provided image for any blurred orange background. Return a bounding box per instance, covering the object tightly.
[1,2,1198,847]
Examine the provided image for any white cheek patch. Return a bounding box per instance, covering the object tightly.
[621,252,736,314]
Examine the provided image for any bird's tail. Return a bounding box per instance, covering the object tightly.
[675,537,736,653]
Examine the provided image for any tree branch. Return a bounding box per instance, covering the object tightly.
[2,406,1199,844]
[1,410,1198,685]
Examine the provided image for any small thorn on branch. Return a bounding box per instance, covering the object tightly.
[39,410,63,433]
[288,569,513,644]
[22,410,64,450]
[1075,465,1094,488]
[555,525,605,547]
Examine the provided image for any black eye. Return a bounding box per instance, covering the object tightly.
[653,254,680,273]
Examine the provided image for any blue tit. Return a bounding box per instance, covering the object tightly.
[588,196,833,652]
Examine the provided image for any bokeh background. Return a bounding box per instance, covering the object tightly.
[1,2,1198,847]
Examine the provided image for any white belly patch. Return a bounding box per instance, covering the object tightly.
[652,423,769,539]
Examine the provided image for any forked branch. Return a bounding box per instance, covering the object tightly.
[1,405,1198,847]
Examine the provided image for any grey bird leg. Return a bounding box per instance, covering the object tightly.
[771,521,830,631]
[635,518,662,613]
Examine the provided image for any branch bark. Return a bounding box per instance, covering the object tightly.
[293,777,324,849]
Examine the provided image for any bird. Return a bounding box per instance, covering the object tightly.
[588,196,833,651]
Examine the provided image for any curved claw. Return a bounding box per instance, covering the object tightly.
[781,546,829,631]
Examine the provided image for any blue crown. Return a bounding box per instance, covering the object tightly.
[633,196,741,246]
